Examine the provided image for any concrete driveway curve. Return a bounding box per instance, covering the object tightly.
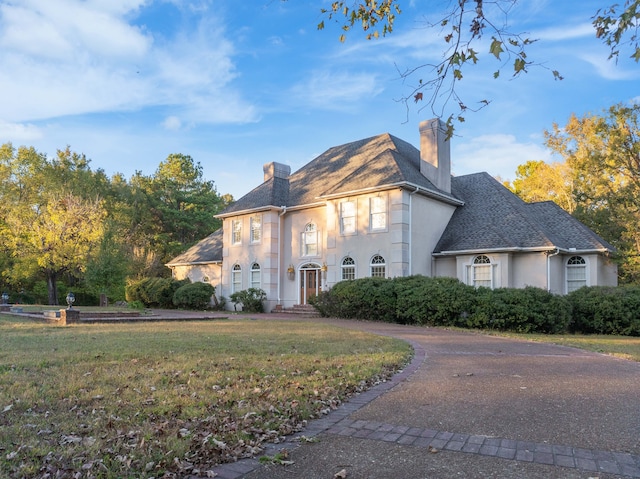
[201,315,640,479]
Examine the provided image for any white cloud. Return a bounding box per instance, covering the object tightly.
[0,0,257,125]
[0,120,42,141]
[290,70,383,110]
[452,133,553,180]
[162,116,182,130]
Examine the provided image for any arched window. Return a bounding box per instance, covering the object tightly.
[302,223,318,256]
[342,256,356,280]
[231,264,242,293]
[370,254,386,278]
[250,263,261,289]
[472,255,492,288]
[567,256,587,293]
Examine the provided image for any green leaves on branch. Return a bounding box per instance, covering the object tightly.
[318,0,401,42]
[594,0,640,62]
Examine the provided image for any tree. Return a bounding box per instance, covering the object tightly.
[146,154,229,267]
[313,1,639,133]
[8,194,106,304]
[543,103,640,283]
[507,160,576,213]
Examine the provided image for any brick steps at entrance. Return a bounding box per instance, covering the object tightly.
[272,304,320,317]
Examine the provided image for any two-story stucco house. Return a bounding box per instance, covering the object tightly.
[166,119,618,311]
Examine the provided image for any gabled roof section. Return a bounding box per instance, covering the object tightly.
[221,176,290,215]
[434,172,614,254]
[525,201,615,251]
[220,133,457,215]
[165,229,223,266]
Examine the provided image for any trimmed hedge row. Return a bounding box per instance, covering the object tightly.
[567,285,640,335]
[311,276,640,336]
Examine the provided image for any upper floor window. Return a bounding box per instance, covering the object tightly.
[472,255,492,288]
[250,262,261,289]
[342,256,356,281]
[370,254,386,278]
[340,201,356,235]
[370,196,387,231]
[250,216,262,243]
[231,219,242,245]
[567,256,587,293]
[302,223,318,256]
[231,264,242,293]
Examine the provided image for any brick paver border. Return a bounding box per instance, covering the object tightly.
[207,336,640,479]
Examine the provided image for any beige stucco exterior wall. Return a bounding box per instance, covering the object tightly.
[169,263,222,305]
[434,250,618,294]
[409,192,458,277]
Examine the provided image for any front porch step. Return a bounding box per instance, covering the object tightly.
[272,304,320,317]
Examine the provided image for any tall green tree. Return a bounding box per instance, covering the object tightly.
[8,193,106,304]
[543,103,640,283]
[146,154,229,270]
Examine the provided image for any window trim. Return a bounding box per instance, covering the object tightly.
[231,264,242,293]
[566,255,587,293]
[250,216,262,244]
[369,196,388,232]
[250,262,261,289]
[340,200,357,235]
[231,219,242,245]
[468,255,494,288]
[370,254,386,278]
[301,223,319,257]
[341,256,356,281]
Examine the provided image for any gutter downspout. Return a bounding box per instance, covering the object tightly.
[547,248,560,292]
[277,206,287,305]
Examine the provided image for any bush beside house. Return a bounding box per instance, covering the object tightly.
[311,276,640,336]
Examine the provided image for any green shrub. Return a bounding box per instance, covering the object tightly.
[125,277,189,308]
[229,288,267,313]
[313,277,397,322]
[394,276,476,326]
[567,286,640,336]
[467,287,571,334]
[173,282,216,310]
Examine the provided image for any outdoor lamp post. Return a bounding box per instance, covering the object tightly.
[66,292,75,310]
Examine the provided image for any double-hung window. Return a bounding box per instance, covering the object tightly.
[342,256,356,280]
[566,256,587,292]
[370,196,387,231]
[250,263,261,289]
[471,255,492,288]
[231,219,242,245]
[231,264,242,293]
[250,216,262,244]
[370,255,386,278]
[302,223,318,256]
[340,201,356,235]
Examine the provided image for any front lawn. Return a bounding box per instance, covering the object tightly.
[0,316,411,478]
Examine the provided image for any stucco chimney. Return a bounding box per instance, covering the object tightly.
[263,161,291,181]
[419,118,451,194]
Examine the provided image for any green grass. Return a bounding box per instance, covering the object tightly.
[0,315,411,478]
[481,330,640,361]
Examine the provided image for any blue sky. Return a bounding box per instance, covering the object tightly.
[0,0,638,200]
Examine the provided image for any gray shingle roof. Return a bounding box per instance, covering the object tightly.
[165,228,223,265]
[220,133,456,215]
[434,172,614,253]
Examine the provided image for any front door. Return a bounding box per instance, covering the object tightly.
[300,265,320,304]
